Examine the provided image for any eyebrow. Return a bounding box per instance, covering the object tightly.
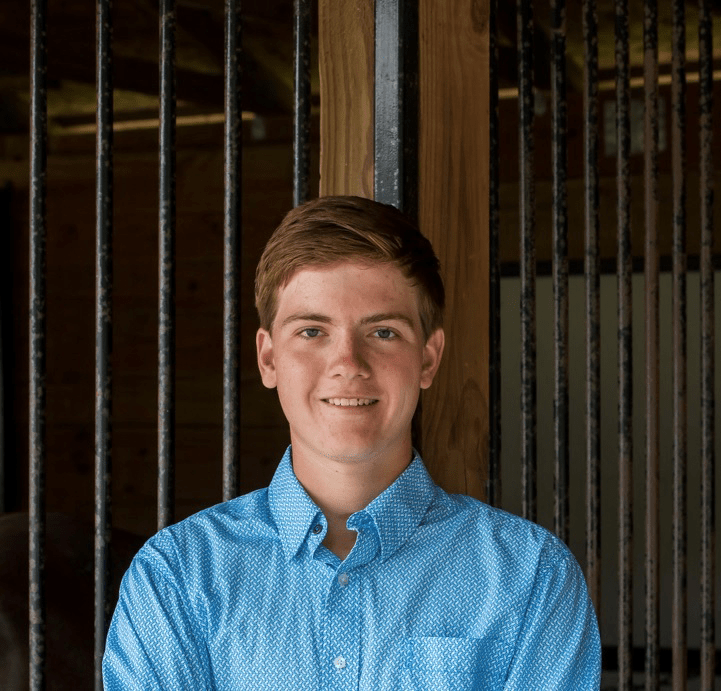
[281,312,415,330]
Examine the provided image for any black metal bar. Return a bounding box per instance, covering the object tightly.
[29,0,47,688]
[94,0,113,687]
[671,0,687,686]
[698,1,715,688]
[550,0,568,544]
[374,0,418,218]
[374,0,402,209]
[518,0,536,523]
[158,0,176,531]
[223,0,241,502]
[488,0,501,508]
[293,0,311,207]
[615,0,633,687]
[583,0,601,618]
[400,1,418,222]
[643,1,660,686]
[374,0,420,450]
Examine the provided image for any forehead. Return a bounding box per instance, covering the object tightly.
[275,261,421,319]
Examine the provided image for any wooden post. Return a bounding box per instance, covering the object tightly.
[318,0,375,198]
[318,0,490,500]
[418,0,489,500]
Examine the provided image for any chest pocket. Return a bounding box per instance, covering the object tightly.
[404,636,508,690]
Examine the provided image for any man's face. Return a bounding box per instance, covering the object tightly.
[256,261,444,463]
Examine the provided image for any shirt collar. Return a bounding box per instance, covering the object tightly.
[268,446,323,563]
[268,445,437,563]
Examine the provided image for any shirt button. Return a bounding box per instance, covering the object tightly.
[312,524,322,535]
[333,656,347,670]
[338,573,349,586]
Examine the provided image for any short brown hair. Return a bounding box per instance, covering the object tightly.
[254,196,444,341]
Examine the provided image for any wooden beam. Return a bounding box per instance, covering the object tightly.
[318,0,490,499]
[418,0,489,500]
[318,0,374,197]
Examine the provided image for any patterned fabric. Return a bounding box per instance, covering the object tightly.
[103,446,601,690]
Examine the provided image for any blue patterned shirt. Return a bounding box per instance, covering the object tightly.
[103,446,601,689]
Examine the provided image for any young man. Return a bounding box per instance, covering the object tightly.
[103,196,601,689]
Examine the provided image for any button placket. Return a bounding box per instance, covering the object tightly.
[321,565,361,689]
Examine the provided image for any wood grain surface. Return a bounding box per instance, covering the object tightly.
[318,0,374,197]
[418,0,490,499]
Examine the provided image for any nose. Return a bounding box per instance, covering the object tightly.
[330,335,370,378]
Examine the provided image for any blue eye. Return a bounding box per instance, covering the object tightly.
[299,327,396,340]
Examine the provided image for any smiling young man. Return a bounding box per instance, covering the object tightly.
[103,196,601,689]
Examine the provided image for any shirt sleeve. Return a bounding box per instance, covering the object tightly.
[102,542,212,690]
[504,536,601,690]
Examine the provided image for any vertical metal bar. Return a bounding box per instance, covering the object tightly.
[375,0,420,449]
[615,0,633,687]
[488,0,501,508]
[29,1,47,688]
[698,1,715,687]
[158,0,176,531]
[518,0,536,523]
[583,0,601,617]
[223,0,241,502]
[643,1,660,687]
[400,0,418,223]
[550,0,568,544]
[374,0,402,208]
[94,0,113,687]
[374,0,405,211]
[670,0,687,686]
[374,0,418,217]
[293,0,311,207]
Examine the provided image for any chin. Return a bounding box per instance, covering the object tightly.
[316,440,384,462]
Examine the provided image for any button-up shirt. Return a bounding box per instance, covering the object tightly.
[103,446,601,689]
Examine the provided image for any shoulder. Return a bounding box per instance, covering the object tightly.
[425,489,579,577]
[133,487,278,576]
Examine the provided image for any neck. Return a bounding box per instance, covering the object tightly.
[290,436,413,559]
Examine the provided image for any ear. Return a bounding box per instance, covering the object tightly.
[419,327,445,390]
[256,328,278,389]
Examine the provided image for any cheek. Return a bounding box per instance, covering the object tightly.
[277,349,324,385]
[378,352,422,390]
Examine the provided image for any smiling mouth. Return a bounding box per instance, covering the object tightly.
[322,398,379,407]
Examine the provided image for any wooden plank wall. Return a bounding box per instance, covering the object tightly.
[318,0,491,499]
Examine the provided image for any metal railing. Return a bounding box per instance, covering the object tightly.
[20,0,718,688]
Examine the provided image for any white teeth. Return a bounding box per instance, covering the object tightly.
[324,398,377,407]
